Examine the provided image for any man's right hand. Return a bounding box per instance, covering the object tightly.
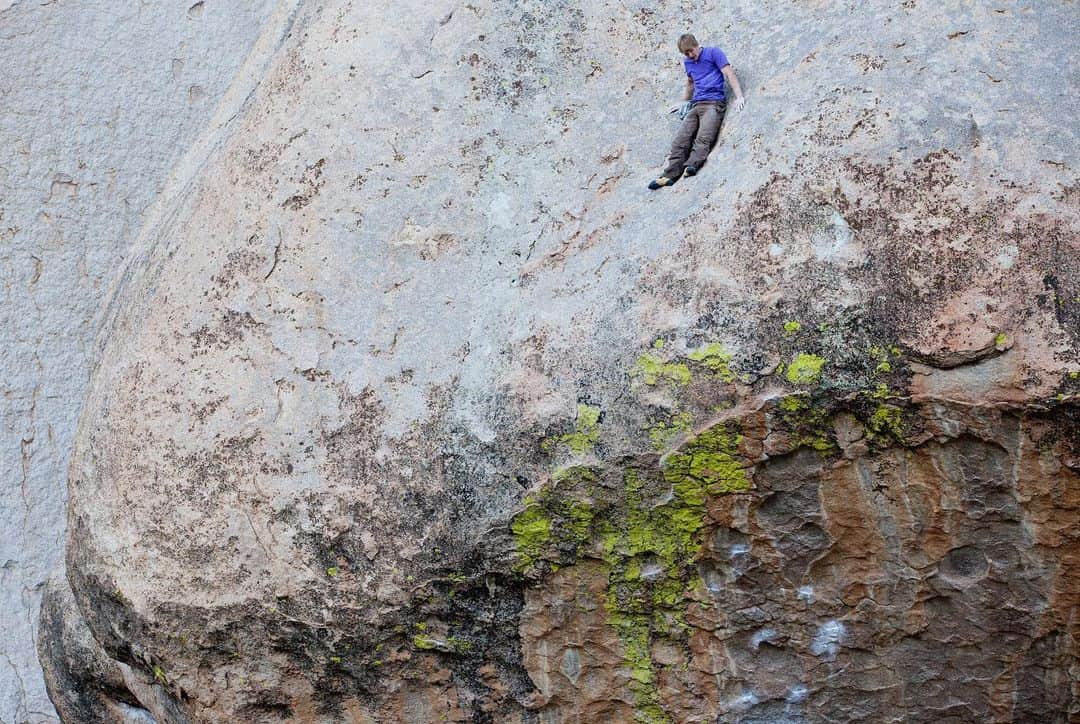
[668,101,692,119]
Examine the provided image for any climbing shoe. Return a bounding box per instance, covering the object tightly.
[648,176,676,190]
[684,165,698,177]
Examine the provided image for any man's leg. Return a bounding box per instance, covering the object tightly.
[686,102,726,170]
[661,110,701,179]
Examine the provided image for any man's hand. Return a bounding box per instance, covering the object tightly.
[721,65,746,112]
[668,101,692,119]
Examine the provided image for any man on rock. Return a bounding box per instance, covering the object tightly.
[648,34,746,190]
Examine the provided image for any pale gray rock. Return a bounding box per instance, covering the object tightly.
[0,2,280,720]
[41,0,1080,721]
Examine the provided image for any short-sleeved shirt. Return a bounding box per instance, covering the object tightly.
[684,46,730,102]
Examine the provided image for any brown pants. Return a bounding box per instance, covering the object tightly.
[663,101,726,178]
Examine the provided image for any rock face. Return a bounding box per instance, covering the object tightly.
[44,0,1079,722]
[0,1,280,719]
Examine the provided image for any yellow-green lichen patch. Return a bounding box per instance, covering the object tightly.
[545,404,602,456]
[647,411,694,451]
[412,634,437,650]
[511,467,599,575]
[868,383,892,400]
[520,383,755,721]
[783,320,801,336]
[778,395,805,414]
[448,636,473,654]
[785,353,826,385]
[868,404,904,442]
[326,566,339,578]
[510,499,553,573]
[601,440,746,722]
[775,395,835,454]
[606,609,672,723]
[563,403,601,455]
[869,344,904,376]
[661,424,749,496]
[631,352,692,387]
[687,343,736,382]
[994,333,1008,349]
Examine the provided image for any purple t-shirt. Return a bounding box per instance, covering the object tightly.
[684,46,729,102]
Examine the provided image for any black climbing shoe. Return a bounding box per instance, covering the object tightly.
[648,176,676,190]
[684,165,698,177]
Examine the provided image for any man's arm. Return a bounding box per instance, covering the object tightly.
[668,77,694,114]
[721,65,745,111]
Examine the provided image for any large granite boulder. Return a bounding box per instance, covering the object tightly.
[45,0,1078,721]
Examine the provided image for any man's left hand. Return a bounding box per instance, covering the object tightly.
[731,96,746,112]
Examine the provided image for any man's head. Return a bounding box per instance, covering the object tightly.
[678,34,701,61]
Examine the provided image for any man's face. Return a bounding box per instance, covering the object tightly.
[682,45,702,61]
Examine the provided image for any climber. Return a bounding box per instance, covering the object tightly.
[648,34,746,190]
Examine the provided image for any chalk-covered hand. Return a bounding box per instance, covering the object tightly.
[731,96,746,112]
[668,101,692,120]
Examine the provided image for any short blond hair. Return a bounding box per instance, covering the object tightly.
[678,34,699,52]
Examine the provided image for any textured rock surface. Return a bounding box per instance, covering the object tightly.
[47,0,1080,722]
[0,1,280,720]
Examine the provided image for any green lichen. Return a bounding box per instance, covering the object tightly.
[510,499,552,573]
[661,424,749,496]
[412,634,437,650]
[153,665,166,684]
[565,500,595,545]
[511,467,599,574]
[785,353,825,384]
[779,395,805,413]
[521,348,758,721]
[605,609,671,724]
[412,633,472,655]
[995,333,1008,348]
[869,404,904,442]
[869,345,903,376]
[545,404,602,455]
[448,636,473,654]
[329,656,341,664]
[600,432,745,723]
[783,320,801,335]
[551,464,599,487]
[687,343,735,382]
[631,352,691,387]
[647,411,693,451]
[869,383,891,400]
[326,566,338,578]
[563,403,601,455]
[776,394,835,454]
